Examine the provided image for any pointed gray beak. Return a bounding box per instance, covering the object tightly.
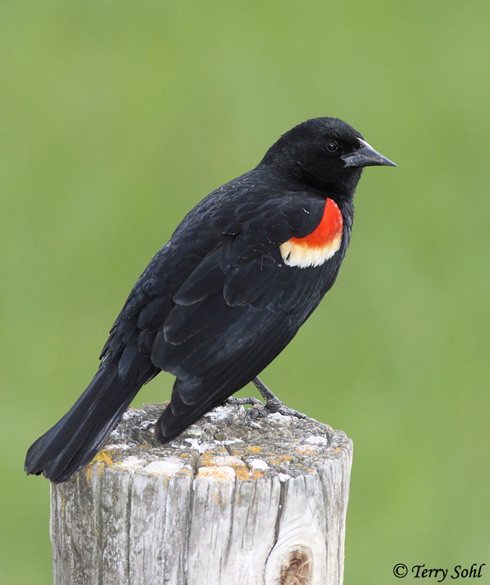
[342,138,397,168]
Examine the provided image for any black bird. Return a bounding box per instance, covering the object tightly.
[25,117,396,483]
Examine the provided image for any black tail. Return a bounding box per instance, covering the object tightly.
[25,351,156,483]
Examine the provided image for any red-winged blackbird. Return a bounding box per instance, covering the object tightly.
[25,117,395,483]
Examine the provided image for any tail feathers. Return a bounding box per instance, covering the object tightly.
[25,353,155,483]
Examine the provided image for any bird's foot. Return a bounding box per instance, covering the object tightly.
[244,400,308,422]
[227,396,263,407]
[226,376,307,423]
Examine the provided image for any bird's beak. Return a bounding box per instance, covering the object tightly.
[342,138,397,168]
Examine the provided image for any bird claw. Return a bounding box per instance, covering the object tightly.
[227,376,307,426]
[226,397,263,407]
[227,394,307,424]
[275,404,308,419]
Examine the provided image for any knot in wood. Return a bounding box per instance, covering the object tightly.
[279,546,313,585]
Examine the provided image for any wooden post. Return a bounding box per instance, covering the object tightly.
[50,402,353,585]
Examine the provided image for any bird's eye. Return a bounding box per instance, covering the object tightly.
[326,140,338,152]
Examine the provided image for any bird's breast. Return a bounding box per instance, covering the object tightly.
[280,198,343,268]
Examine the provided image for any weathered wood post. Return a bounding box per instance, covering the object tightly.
[50,402,353,585]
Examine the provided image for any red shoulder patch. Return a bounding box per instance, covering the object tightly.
[280,198,343,268]
[290,198,343,248]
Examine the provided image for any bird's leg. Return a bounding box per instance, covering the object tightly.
[227,376,307,421]
[250,376,307,419]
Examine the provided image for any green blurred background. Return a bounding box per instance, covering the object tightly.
[1,1,489,583]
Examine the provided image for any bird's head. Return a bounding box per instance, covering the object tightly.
[260,117,396,196]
